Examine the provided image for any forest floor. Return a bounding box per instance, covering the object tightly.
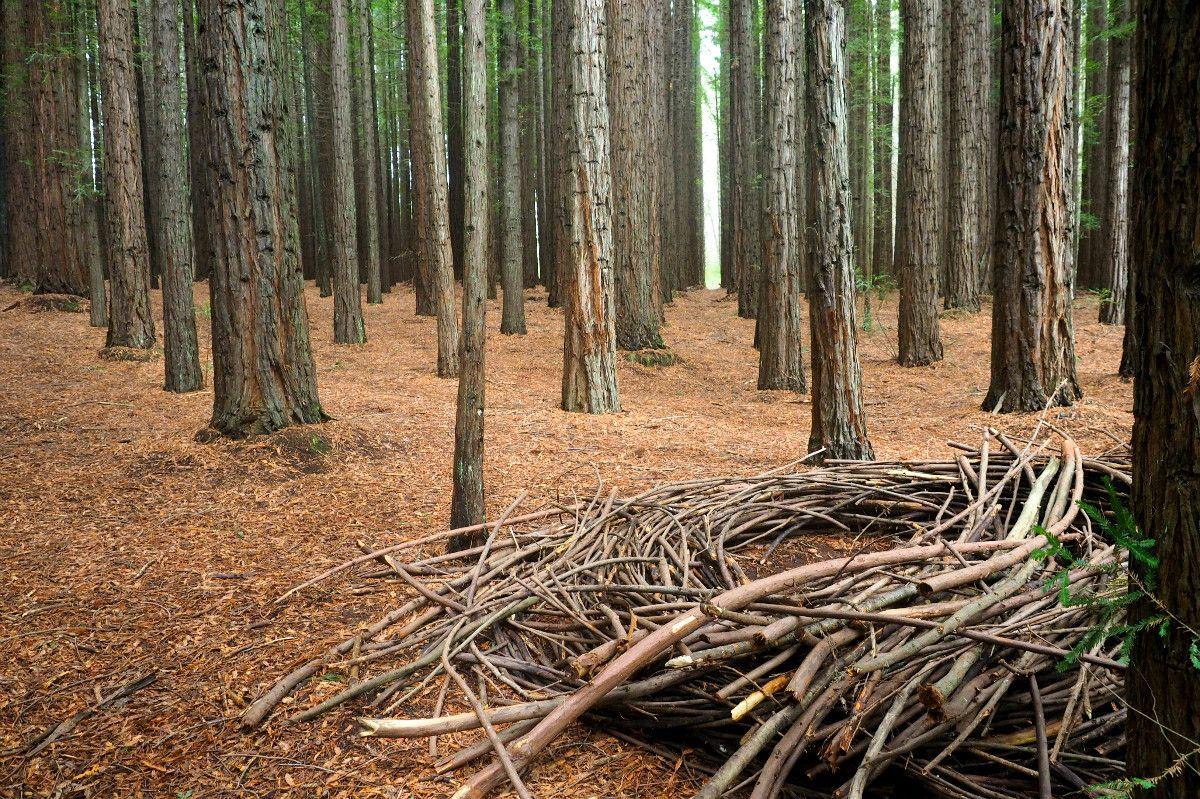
[0,282,1132,799]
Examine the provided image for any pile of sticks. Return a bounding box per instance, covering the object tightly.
[246,431,1131,799]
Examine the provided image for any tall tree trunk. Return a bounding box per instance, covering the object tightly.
[718,8,732,292]
[943,0,990,311]
[408,0,461,375]
[193,0,326,438]
[848,0,872,280]
[145,0,203,391]
[757,0,804,392]
[870,0,894,279]
[806,0,874,462]
[983,0,1081,413]
[498,0,526,334]
[546,0,570,309]
[895,0,943,367]
[354,0,383,305]
[2,0,35,290]
[560,0,619,414]
[730,0,761,319]
[606,0,665,351]
[330,0,365,343]
[76,0,107,327]
[536,0,554,300]
[1075,0,1108,289]
[450,0,489,539]
[447,0,465,279]
[519,0,538,289]
[311,0,335,296]
[1128,5,1200,796]
[97,0,155,352]
[1096,0,1130,326]
[672,0,704,290]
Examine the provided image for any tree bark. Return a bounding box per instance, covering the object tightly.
[671,0,704,290]
[546,0,570,310]
[895,0,943,367]
[450,0,489,540]
[1096,0,1130,326]
[1,0,35,290]
[76,0,107,327]
[447,0,465,279]
[145,0,202,391]
[1075,0,1108,290]
[606,0,665,351]
[730,0,761,320]
[870,0,894,279]
[943,0,991,312]
[806,0,873,462]
[407,0,461,375]
[983,0,1081,413]
[193,0,326,438]
[97,0,155,352]
[1128,4,1200,796]
[519,0,539,289]
[757,0,804,392]
[498,0,526,334]
[329,0,365,343]
[560,0,619,414]
[848,0,872,281]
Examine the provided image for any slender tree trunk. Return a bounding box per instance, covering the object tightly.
[330,0,365,343]
[983,0,1081,413]
[718,8,732,292]
[606,0,665,351]
[536,0,554,300]
[97,0,155,352]
[1096,0,1130,326]
[519,0,538,289]
[498,0,526,334]
[943,0,990,311]
[193,0,325,438]
[546,0,570,309]
[1128,5,1200,796]
[408,0,461,375]
[145,0,202,390]
[1076,0,1108,289]
[1,0,35,290]
[806,0,874,462]
[450,0,489,540]
[848,0,872,280]
[353,0,382,305]
[871,0,894,280]
[757,0,804,392]
[76,0,107,327]
[730,0,761,319]
[672,0,704,290]
[560,0,619,414]
[895,0,943,367]
[447,0,465,279]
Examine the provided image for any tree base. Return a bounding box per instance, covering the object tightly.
[99,345,157,362]
[625,349,678,368]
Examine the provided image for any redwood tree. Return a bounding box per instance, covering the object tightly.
[983,0,1081,413]
[560,0,619,414]
[145,0,202,391]
[193,0,325,437]
[450,0,489,538]
[498,0,526,334]
[729,0,761,320]
[330,0,365,343]
[1075,0,1108,290]
[757,0,804,392]
[1128,3,1200,795]
[354,0,383,305]
[97,0,155,352]
[895,0,943,367]
[806,0,873,462]
[870,0,894,279]
[1096,0,1131,326]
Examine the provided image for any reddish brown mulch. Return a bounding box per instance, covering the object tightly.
[0,282,1131,798]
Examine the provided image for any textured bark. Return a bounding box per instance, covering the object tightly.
[97,0,155,351]
[605,0,664,351]
[730,0,761,319]
[311,0,334,297]
[450,0,489,539]
[718,10,731,291]
[670,0,704,290]
[983,0,1081,413]
[519,0,538,289]
[182,0,209,284]
[1128,5,1200,795]
[848,0,872,280]
[870,0,893,279]
[536,0,554,300]
[193,0,325,438]
[407,0,460,375]
[806,0,873,462]
[145,0,202,391]
[757,0,804,393]
[1075,0,1108,289]
[1096,0,1130,326]
[76,0,106,327]
[546,0,570,309]
[447,0,464,278]
[560,0,619,414]
[330,0,365,343]
[2,0,35,289]
[354,0,382,305]
[943,0,991,312]
[498,0,526,334]
[895,0,943,367]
